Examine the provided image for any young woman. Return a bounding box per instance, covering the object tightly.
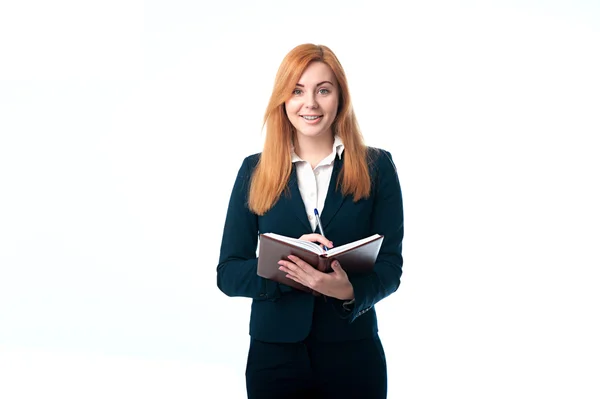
[217,43,404,398]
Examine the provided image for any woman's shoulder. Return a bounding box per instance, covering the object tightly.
[366,146,397,171]
[239,152,262,169]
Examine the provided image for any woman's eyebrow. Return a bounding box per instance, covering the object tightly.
[295,81,334,87]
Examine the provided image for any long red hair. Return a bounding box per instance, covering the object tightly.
[248,44,372,215]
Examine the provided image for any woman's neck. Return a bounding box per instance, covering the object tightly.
[293,133,335,169]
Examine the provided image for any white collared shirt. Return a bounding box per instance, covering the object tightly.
[291,136,345,232]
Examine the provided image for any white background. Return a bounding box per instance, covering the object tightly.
[1,0,599,398]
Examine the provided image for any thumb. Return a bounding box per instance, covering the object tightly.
[331,261,343,273]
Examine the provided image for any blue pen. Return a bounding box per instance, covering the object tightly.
[313,208,330,251]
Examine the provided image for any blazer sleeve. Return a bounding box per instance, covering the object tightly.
[216,156,284,301]
[339,149,404,322]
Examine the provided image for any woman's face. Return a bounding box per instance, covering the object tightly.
[285,61,339,140]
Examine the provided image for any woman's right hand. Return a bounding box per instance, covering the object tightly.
[297,234,333,276]
[298,233,333,250]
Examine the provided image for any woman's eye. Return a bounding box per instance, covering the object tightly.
[318,88,330,95]
[293,89,302,95]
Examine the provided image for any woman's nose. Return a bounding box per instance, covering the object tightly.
[305,94,318,109]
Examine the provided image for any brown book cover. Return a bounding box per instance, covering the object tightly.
[257,233,384,291]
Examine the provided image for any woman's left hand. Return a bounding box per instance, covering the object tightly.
[278,255,355,300]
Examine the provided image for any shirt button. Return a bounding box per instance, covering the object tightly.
[309,215,314,220]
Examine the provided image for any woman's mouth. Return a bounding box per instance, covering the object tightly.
[301,115,323,123]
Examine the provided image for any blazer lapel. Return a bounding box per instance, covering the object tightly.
[285,166,312,232]
[320,154,347,229]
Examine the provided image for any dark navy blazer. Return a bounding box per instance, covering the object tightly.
[217,148,404,343]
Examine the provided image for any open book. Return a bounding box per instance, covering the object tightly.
[257,233,383,291]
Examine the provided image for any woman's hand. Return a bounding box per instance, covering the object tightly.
[298,233,333,272]
[298,233,333,258]
[278,255,355,301]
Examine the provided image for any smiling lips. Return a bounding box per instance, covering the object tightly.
[301,115,323,123]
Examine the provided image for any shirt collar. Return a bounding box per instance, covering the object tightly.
[291,135,345,164]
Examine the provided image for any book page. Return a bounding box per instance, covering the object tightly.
[262,233,324,254]
[324,234,382,256]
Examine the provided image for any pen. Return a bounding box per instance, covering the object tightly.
[313,208,330,251]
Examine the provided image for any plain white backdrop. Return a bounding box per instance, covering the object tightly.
[1,0,599,398]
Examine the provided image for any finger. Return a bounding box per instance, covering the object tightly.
[331,261,349,278]
[331,260,343,272]
[298,234,334,248]
[286,255,321,275]
[280,257,322,289]
[278,261,308,281]
[278,265,292,275]
[278,262,298,278]
[278,259,305,274]
[285,274,303,285]
[279,264,303,278]
[281,269,310,288]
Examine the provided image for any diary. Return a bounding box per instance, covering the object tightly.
[257,233,383,291]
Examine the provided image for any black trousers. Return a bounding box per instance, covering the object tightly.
[245,334,387,399]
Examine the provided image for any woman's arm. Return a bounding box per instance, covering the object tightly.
[216,155,283,301]
[341,149,404,322]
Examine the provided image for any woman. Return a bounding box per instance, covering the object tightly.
[217,43,404,398]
